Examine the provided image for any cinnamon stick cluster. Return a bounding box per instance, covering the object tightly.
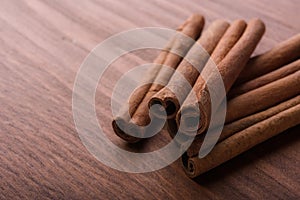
[112,14,300,178]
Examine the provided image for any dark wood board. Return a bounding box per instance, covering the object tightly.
[0,0,299,199]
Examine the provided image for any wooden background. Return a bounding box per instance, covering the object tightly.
[0,0,299,199]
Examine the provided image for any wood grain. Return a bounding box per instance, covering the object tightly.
[0,0,299,199]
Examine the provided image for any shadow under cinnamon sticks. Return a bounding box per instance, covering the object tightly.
[120,127,173,153]
[190,126,299,184]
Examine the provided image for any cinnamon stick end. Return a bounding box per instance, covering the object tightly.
[181,152,197,178]
[149,94,179,119]
[112,119,141,143]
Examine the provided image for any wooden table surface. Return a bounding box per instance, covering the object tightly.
[0,0,299,199]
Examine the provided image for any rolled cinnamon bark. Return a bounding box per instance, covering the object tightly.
[112,52,170,142]
[149,20,230,119]
[235,33,300,84]
[128,17,207,139]
[182,103,300,178]
[184,69,300,155]
[112,14,205,142]
[178,19,265,136]
[186,95,300,157]
[228,59,300,98]
[167,19,246,138]
[176,20,247,134]
[226,70,300,123]
[112,52,167,142]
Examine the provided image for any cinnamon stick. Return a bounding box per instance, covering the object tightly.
[182,103,300,178]
[149,20,230,119]
[128,16,207,139]
[167,19,246,139]
[186,95,300,157]
[178,19,265,136]
[112,14,205,142]
[235,33,300,84]
[228,59,300,98]
[175,19,247,135]
[226,70,300,123]
[112,52,170,142]
[185,68,300,156]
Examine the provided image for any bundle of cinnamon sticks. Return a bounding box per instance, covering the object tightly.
[112,14,300,178]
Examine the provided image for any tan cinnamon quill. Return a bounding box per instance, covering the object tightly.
[183,69,300,155]
[183,103,300,178]
[226,70,300,123]
[228,59,300,98]
[149,20,230,120]
[236,33,300,84]
[186,95,300,157]
[112,14,205,142]
[178,19,265,136]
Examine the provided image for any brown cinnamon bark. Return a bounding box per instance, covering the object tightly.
[112,14,205,142]
[228,59,300,98]
[235,33,300,84]
[167,20,246,139]
[176,20,247,134]
[178,19,265,136]
[185,68,300,156]
[186,95,300,157]
[226,70,300,123]
[128,17,207,139]
[112,52,170,142]
[182,103,300,178]
[149,20,230,119]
